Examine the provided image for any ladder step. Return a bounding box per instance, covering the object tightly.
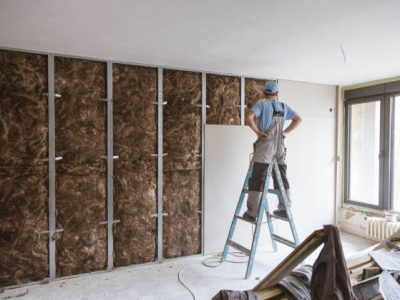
[268,189,280,195]
[242,188,249,193]
[267,213,289,222]
[226,240,251,256]
[271,234,297,248]
[235,214,256,224]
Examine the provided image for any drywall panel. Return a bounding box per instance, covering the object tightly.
[0,166,49,287]
[163,69,202,258]
[204,125,257,255]
[54,57,107,276]
[279,79,336,238]
[0,50,48,165]
[206,74,241,125]
[205,80,336,254]
[112,64,157,266]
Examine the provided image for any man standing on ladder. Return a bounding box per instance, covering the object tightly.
[243,81,302,221]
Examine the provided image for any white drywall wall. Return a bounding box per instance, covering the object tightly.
[204,80,337,254]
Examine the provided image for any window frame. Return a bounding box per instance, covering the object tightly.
[344,81,400,210]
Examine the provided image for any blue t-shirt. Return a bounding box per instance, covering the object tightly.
[251,98,297,132]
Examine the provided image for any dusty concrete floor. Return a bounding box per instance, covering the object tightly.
[1,232,376,300]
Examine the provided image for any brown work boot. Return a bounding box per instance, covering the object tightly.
[242,212,256,223]
[273,209,288,218]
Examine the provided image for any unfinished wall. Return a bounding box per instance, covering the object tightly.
[113,64,158,266]
[163,69,202,258]
[0,50,49,286]
[0,50,48,165]
[205,80,337,253]
[206,74,241,125]
[54,57,107,276]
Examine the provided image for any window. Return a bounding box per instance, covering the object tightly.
[345,82,400,210]
[348,100,381,206]
[394,96,400,210]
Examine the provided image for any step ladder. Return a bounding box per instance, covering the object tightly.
[221,158,299,279]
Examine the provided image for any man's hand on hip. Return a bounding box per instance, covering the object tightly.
[257,131,268,139]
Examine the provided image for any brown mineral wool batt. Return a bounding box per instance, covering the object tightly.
[113,160,157,266]
[163,167,201,258]
[55,163,107,276]
[206,74,241,125]
[112,64,157,266]
[180,213,201,256]
[162,69,202,258]
[163,69,202,159]
[113,64,157,161]
[245,78,268,109]
[54,57,107,164]
[0,50,48,166]
[0,165,49,287]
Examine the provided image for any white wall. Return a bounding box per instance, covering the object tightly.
[204,80,337,254]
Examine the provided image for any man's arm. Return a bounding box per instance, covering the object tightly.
[283,114,302,138]
[246,110,268,139]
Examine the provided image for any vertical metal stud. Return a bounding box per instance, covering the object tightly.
[240,76,245,126]
[157,68,164,261]
[201,72,206,254]
[47,54,56,279]
[106,61,114,270]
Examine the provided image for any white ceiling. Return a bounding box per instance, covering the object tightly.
[1,0,399,85]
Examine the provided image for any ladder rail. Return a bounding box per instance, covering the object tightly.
[262,163,278,252]
[272,160,300,245]
[222,158,299,279]
[246,163,274,278]
[222,167,252,260]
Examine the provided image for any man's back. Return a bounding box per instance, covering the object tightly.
[251,98,297,133]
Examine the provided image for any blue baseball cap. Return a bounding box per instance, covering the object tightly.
[264,81,279,94]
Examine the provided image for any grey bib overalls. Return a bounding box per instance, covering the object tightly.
[246,102,291,217]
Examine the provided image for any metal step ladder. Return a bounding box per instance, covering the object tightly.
[221,158,299,279]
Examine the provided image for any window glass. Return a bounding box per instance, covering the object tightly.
[349,101,381,206]
[394,96,400,211]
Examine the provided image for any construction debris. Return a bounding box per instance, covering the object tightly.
[213,226,400,300]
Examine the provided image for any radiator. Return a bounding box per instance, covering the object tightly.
[366,217,400,241]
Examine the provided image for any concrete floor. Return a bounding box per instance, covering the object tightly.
[1,232,376,300]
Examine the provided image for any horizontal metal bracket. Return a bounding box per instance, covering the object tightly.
[151,213,168,217]
[197,210,202,214]
[153,101,167,105]
[40,228,64,235]
[100,219,120,225]
[101,155,119,159]
[42,156,63,162]
[101,98,113,102]
[193,104,210,109]
[151,153,168,157]
[43,93,62,98]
